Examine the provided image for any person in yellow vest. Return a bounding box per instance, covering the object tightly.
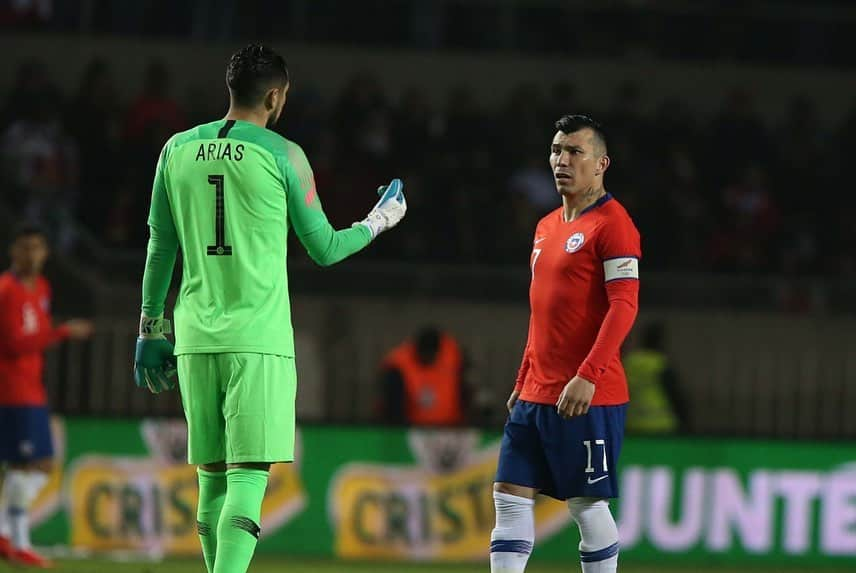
[623,321,686,434]
[379,326,469,426]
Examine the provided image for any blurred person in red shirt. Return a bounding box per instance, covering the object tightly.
[0,224,93,567]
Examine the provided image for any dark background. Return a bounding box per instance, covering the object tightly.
[1,0,854,435]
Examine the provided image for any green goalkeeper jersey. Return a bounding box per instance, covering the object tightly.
[141,119,372,356]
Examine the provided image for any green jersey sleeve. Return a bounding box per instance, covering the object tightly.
[141,142,179,316]
[280,142,371,266]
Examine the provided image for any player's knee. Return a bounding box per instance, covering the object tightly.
[567,497,618,552]
[228,461,271,472]
[491,489,535,550]
[200,461,227,472]
[33,458,54,474]
[9,460,46,472]
[4,467,49,506]
[493,482,516,495]
[567,496,613,523]
[493,481,537,498]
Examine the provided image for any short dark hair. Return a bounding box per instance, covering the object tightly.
[226,44,289,108]
[11,223,47,242]
[555,114,607,156]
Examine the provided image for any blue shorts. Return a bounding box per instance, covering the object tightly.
[495,400,627,501]
[0,406,54,463]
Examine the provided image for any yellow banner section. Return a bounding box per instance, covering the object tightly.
[69,459,305,554]
[331,435,569,561]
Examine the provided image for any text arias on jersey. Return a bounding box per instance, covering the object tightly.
[195,142,245,162]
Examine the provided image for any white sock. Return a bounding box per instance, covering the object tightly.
[490,491,535,573]
[6,471,30,549]
[6,470,48,550]
[0,471,9,538]
[568,497,619,573]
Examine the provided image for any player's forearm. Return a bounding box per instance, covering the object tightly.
[141,225,178,316]
[578,283,639,384]
[298,224,372,267]
[0,325,69,356]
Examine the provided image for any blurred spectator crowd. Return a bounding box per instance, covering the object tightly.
[2,58,856,277]
[2,0,853,68]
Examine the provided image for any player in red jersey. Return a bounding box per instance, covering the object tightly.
[0,225,93,567]
[490,115,640,573]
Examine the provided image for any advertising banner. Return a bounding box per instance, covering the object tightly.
[30,418,856,566]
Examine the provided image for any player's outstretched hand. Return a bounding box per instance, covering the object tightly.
[506,389,520,413]
[64,319,94,340]
[134,314,177,394]
[556,375,595,419]
[354,178,407,239]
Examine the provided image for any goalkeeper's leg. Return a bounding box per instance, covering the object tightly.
[213,463,269,573]
[197,463,227,573]
[211,353,296,573]
[177,355,229,573]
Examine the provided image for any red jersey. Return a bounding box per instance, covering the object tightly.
[514,193,641,406]
[0,272,69,406]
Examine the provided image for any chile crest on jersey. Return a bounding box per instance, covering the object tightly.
[565,232,585,253]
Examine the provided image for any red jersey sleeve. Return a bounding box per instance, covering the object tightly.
[597,212,641,263]
[0,287,69,358]
[577,214,641,384]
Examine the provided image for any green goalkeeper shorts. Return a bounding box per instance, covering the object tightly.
[176,353,297,465]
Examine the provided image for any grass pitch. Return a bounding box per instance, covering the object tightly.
[4,557,848,573]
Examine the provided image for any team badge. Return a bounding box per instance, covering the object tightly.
[565,232,585,253]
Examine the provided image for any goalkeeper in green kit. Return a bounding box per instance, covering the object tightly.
[133,44,406,573]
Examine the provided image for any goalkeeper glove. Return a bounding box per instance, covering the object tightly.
[134,314,177,394]
[354,178,407,239]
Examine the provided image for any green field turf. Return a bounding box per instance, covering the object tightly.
[1,558,848,573]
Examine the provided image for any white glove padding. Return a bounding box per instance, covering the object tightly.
[354,178,407,239]
[139,314,172,338]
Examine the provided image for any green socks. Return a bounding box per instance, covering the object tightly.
[197,469,227,573]
[197,468,269,573]
[213,468,269,573]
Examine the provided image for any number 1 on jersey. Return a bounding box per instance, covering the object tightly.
[206,174,233,256]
